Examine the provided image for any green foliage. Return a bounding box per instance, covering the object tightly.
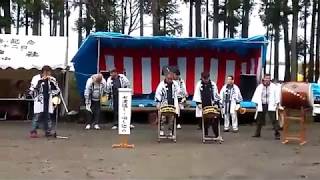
[159,0,182,35]
[219,0,242,36]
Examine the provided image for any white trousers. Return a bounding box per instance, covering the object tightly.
[224,113,238,130]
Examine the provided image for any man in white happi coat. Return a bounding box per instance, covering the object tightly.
[252,74,281,140]
[220,75,243,132]
[173,67,188,129]
[193,72,221,138]
[155,72,180,136]
[84,73,107,130]
[29,66,60,138]
[106,69,132,130]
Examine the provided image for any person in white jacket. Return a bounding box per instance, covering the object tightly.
[251,74,280,139]
[173,67,188,129]
[220,75,243,132]
[84,73,107,130]
[106,69,132,130]
[155,72,180,136]
[193,72,221,138]
[29,66,60,138]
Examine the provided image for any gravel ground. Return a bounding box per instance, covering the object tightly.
[0,121,320,180]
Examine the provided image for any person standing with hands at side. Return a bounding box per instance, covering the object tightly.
[220,75,243,132]
[252,74,281,140]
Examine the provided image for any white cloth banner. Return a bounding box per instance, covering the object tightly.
[0,34,67,69]
[118,88,132,135]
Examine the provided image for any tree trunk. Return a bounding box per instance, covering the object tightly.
[3,0,11,34]
[66,0,69,37]
[140,0,144,36]
[206,0,209,38]
[189,0,193,37]
[316,0,320,82]
[152,0,160,36]
[25,0,29,35]
[53,19,57,36]
[195,0,201,37]
[39,10,42,36]
[124,0,128,34]
[59,0,65,36]
[78,0,83,47]
[274,26,280,80]
[223,0,227,38]
[49,0,52,36]
[212,0,219,38]
[269,30,273,75]
[163,7,167,35]
[16,3,21,35]
[31,0,41,36]
[303,1,308,81]
[121,0,125,33]
[291,0,299,81]
[264,26,269,75]
[241,0,250,38]
[85,3,91,36]
[282,0,291,81]
[228,3,235,38]
[309,0,317,82]
[32,15,40,35]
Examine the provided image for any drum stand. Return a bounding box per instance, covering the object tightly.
[201,116,223,144]
[157,111,177,143]
[281,107,309,146]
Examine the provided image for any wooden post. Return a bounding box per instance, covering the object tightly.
[112,135,134,148]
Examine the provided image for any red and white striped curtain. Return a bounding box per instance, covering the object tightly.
[99,48,261,95]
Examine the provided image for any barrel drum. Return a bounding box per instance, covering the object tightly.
[281,82,313,109]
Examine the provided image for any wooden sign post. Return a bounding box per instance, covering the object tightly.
[112,88,134,148]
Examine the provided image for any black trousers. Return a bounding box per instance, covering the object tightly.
[197,117,202,129]
[176,114,182,125]
[86,101,100,125]
[113,97,119,125]
[204,117,219,137]
[177,98,183,125]
[255,104,280,135]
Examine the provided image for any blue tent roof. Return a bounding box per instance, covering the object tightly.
[72,32,268,96]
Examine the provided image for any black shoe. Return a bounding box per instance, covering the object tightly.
[224,129,230,132]
[275,132,280,140]
[45,132,53,137]
[252,134,261,138]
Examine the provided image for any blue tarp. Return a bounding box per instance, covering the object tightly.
[312,83,320,102]
[72,32,268,96]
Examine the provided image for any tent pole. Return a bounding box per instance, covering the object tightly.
[97,38,101,73]
[62,19,70,115]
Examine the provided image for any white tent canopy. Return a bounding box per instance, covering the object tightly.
[0,34,67,70]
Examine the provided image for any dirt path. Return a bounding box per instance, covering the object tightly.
[0,121,320,180]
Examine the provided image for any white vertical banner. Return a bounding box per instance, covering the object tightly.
[210,58,218,83]
[141,57,152,94]
[118,88,132,135]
